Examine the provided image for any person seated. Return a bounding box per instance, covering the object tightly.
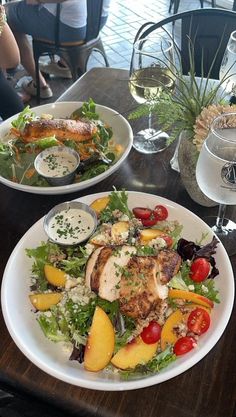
[5,0,111,99]
[0,5,24,120]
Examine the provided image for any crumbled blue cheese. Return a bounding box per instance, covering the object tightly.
[148,237,167,250]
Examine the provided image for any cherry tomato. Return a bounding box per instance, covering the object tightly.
[173,336,195,356]
[187,308,211,335]
[140,321,162,344]
[190,258,211,282]
[153,205,168,221]
[132,207,152,220]
[162,235,173,247]
[141,216,157,227]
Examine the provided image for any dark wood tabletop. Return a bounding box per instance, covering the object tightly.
[0,68,235,417]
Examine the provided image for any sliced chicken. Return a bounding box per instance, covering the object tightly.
[88,246,113,295]
[157,249,182,284]
[21,119,97,143]
[119,250,181,320]
[85,245,136,302]
[119,256,163,319]
[85,246,103,289]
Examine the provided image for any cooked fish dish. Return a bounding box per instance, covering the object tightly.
[0,100,121,186]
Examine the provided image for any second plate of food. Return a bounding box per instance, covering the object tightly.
[0,101,133,195]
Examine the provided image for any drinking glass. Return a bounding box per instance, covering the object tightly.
[196,112,236,256]
[220,30,236,97]
[129,34,175,154]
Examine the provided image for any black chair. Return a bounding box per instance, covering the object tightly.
[169,0,216,14]
[32,0,109,103]
[136,8,236,80]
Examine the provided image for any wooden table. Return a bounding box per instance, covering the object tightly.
[0,68,235,417]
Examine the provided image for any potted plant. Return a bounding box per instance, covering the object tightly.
[128,38,236,206]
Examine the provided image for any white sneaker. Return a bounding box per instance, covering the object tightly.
[39,61,72,79]
[22,80,53,99]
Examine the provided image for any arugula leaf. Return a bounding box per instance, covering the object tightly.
[70,98,99,120]
[11,106,36,131]
[179,261,220,303]
[78,162,110,181]
[99,189,133,223]
[65,298,96,336]
[26,242,64,291]
[37,309,70,342]
[168,272,189,291]
[34,136,59,149]
[60,254,88,277]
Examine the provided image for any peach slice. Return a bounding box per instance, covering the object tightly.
[44,264,67,287]
[111,337,158,370]
[111,221,129,242]
[161,309,184,351]
[84,306,115,372]
[139,228,165,245]
[29,292,62,311]
[90,196,110,215]
[168,289,214,309]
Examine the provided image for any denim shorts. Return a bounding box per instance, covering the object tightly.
[5,1,87,42]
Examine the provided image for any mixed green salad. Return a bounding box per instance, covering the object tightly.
[27,190,220,378]
[0,99,120,186]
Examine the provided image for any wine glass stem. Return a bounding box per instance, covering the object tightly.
[215,204,226,232]
[148,109,152,130]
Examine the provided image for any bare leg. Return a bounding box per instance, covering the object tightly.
[14,31,47,87]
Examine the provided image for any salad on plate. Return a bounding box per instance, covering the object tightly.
[0,99,122,187]
[27,190,220,378]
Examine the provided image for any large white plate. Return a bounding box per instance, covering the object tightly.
[1,192,234,391]
[0,102,133,195]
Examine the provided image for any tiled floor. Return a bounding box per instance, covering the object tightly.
[21,0,209,106]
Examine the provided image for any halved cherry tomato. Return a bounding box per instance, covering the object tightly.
[140,321,162,344]
[141,216,157,227]
[132,207,152,220]
[153,205,168,221]
[162,235,173,247]
[173,336,195,356]
[190,258,211,282]
[187,307,210,335]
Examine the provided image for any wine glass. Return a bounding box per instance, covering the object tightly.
[196,112,236,256]
[129,34,175,154]
[220,30,236,98]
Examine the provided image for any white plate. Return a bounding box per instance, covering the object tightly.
[1,192,234,391]
[0,102,133,195]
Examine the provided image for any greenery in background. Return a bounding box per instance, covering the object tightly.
[128,35,231,144]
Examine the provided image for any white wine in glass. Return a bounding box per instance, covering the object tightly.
[129,34,175,154]
[196,112,236,256]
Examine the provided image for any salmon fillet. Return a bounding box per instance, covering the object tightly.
[21,119,97,142]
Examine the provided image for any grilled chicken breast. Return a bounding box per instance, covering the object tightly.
[85,247,181,319]
[85,245,136,302]
[119,250,181,319]
[157,249,182,284]
[21,119,97,142]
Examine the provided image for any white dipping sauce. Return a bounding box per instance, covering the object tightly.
[39,151,77,178]
[48,208,95,245]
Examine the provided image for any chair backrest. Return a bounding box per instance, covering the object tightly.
[138,8,236,79]
[86,0,104,42]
